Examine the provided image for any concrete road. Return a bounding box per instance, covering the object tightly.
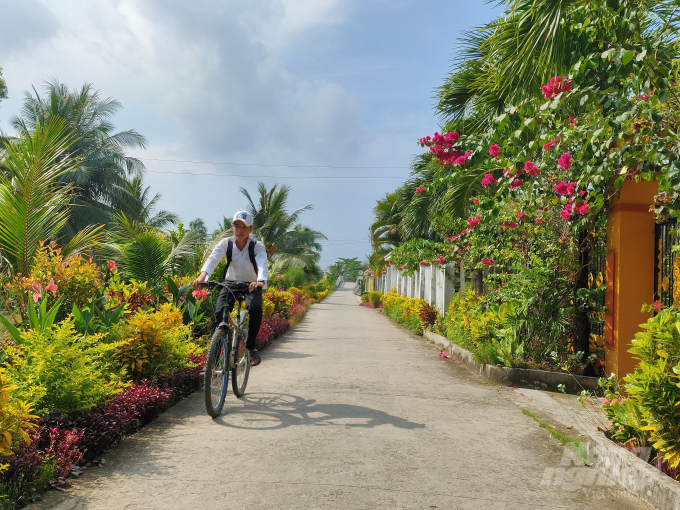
[34,287,647,510]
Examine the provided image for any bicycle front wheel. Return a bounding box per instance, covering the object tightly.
[204,328,229,417]
[231,329,250,397]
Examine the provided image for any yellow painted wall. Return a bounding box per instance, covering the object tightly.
[605,178,658,378]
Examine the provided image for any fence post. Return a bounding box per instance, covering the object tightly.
[459,264,465,292]
[428,265,437,307]
[605,178,658,379]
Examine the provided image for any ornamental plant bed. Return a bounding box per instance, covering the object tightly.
[424,331,598,394]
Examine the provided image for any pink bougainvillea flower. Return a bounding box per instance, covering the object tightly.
[524,161,540,177]
[454,151,472,166]
[482,258,494,267]
[276,275,282,281]
[564,203,572,215]
[543,139,556,151]
[509,178,524,190]
[415,186,426,195]
[489,144,500,158]
[554,181,577,196]
[46,278,58,298]
[560,210,571,221]
[653,300,663,311]
[502,221,519,229]
[516,211,526,221]
[107,260,117,272]
[481,173,498,187]
[638,94,649,102]
[436,257,446,265]
[535,218,546,225]
[558,152,573,170]
[541,76,572,99]
[473,198,479,205]
[467,215,481,228]
[578,202,590,215]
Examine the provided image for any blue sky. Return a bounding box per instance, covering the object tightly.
[0,0,500,268]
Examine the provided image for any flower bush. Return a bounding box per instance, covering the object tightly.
[5,243,102,322]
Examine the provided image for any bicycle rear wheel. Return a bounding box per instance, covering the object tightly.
[204,328,229,417]
[231,329,250,397]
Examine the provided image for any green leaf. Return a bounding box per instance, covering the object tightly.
[621,49,634,66]
[0,314,24,344]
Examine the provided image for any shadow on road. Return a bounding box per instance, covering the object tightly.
[216,393,425,431]
[265,351,312,359]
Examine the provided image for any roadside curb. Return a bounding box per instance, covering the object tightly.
[585,430,680,510]
[423,331,599,394]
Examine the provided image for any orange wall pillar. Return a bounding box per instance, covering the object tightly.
[604,178,658,378]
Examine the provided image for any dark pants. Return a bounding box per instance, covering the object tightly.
[212,287,263,350]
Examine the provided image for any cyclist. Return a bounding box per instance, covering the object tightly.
[192,210,268,366]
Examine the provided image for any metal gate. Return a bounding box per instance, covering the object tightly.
[654,218,677,308]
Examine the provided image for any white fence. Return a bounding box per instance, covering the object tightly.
[370,263,485,316]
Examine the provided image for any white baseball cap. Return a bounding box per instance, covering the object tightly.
[232,210,253,227]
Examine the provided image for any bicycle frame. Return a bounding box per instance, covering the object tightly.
[204,281,250,370]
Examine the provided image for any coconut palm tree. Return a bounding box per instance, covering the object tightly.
[0,118,101,275]
[115,175,178,230]
[436,0,678,131]
[10,79,147,240]
[240,182,327,272]
[368,192,403,272]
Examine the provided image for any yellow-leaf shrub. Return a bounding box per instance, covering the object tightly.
[0,369,37,457]
[380,292,428,334]
[112,303,200,382]
[9,322,123,415]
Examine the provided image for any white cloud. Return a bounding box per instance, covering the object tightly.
[1,0,361,163]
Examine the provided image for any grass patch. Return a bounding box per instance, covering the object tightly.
[522,408,589,464]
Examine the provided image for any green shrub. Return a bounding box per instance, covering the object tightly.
[9,321,123,415]
[361,291,382,307]
[624,308,680,469]
[284,267,306,287]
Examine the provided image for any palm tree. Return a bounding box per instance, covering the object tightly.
[368,192,403,272]
[115,175,178,230]
[436,0,678,131]
[10,79,147,240]
[240,182,327,271]
[0,118,101,275]
[102,214,199,289]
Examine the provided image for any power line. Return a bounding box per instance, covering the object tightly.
[144,170,406,180]
[140,157,409,170]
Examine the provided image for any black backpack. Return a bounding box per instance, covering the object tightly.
[220,239,259,281]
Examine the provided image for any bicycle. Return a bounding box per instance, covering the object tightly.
[200,280,252,417]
